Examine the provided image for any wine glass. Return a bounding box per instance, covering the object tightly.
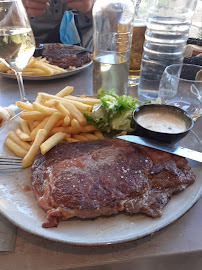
[0,0,35,108]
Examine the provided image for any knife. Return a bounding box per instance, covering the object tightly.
[117,135,202,163]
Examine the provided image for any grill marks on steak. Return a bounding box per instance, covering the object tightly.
[31,139,195,228]
[42,44,92,69]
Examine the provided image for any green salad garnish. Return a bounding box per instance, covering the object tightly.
[84,89,138,134]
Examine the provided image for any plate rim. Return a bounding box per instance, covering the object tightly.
[0,61,92,81]
[0,187,201,246]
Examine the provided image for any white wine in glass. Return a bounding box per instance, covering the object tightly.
[0,0,35,104]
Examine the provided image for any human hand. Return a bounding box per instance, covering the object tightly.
[61,0,95,14]
[22,0,50,18]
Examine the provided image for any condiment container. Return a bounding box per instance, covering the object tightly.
[131,104,194,144]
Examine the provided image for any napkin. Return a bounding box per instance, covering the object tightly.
[0,214,16,252]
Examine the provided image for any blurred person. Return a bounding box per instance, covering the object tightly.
[22,0,94,50]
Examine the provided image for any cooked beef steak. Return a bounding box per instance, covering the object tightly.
[31,139,195,228]
[42,44,92,69]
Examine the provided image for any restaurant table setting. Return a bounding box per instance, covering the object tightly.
[0,62,202,269]
[0,0,202,269]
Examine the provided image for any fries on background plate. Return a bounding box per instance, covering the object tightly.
[0,57,66,76]
[5,86,104,168]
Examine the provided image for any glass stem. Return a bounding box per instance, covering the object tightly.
[15,71,28,102]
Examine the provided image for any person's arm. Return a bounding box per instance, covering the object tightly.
[61,0,95,17]
[22,0,50,18]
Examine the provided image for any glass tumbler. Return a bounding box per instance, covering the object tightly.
[128,0,148,87]
[159,64,202,121]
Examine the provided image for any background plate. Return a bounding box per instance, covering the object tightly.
[0,61,92,81]
[0,115,201,246]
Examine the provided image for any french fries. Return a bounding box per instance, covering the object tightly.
[56,102,70,117]
[39,92,92,113]
[40,132,66,155]
[31,117,50,140]
[22,129,47,168]
[20,111,49,121]
[72,134,88,141]
[35,94,43,104]
[63,115,71,126]
[5,137,28,158]
[19,118,31,136]
[15,128,32,141]
[32,102,58,115]
[64,95,101,105]
[94,131,105,139]
[4,86,104,168]
[43,112,63,137]
[0,57,66,76]
[71,119,80,130]
[55,86,74,97]
[8,131,31,151]
[16,101,33,111]
[79,133,98,140]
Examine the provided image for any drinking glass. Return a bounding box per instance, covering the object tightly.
[137,0,198,101]
[93,0,134,96]
[159,64,202,121]
[128,0,148,87]
[0,0,35,104]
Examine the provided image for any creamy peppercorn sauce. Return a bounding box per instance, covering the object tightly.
[136,112,187,134]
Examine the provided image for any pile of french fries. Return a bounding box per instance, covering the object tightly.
[5,86,104,168]
[0,57,66,76]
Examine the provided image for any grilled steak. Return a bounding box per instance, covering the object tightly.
[42,43,92,69]
[31,139,195,228]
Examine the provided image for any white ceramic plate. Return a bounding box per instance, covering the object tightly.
[0,61,92,81]
[0,115,201,246]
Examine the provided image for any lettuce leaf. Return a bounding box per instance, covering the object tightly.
[84,89,139,133]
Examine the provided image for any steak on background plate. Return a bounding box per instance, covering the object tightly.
[42,43,92,69]
[31,139,195,228]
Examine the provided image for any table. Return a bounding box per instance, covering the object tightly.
[0,66,201,270]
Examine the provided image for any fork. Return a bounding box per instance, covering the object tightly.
[0,156,22,170]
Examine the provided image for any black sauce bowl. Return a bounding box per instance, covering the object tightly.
[131,104,194,144]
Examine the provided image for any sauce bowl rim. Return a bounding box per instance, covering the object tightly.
[132,104,194,136]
